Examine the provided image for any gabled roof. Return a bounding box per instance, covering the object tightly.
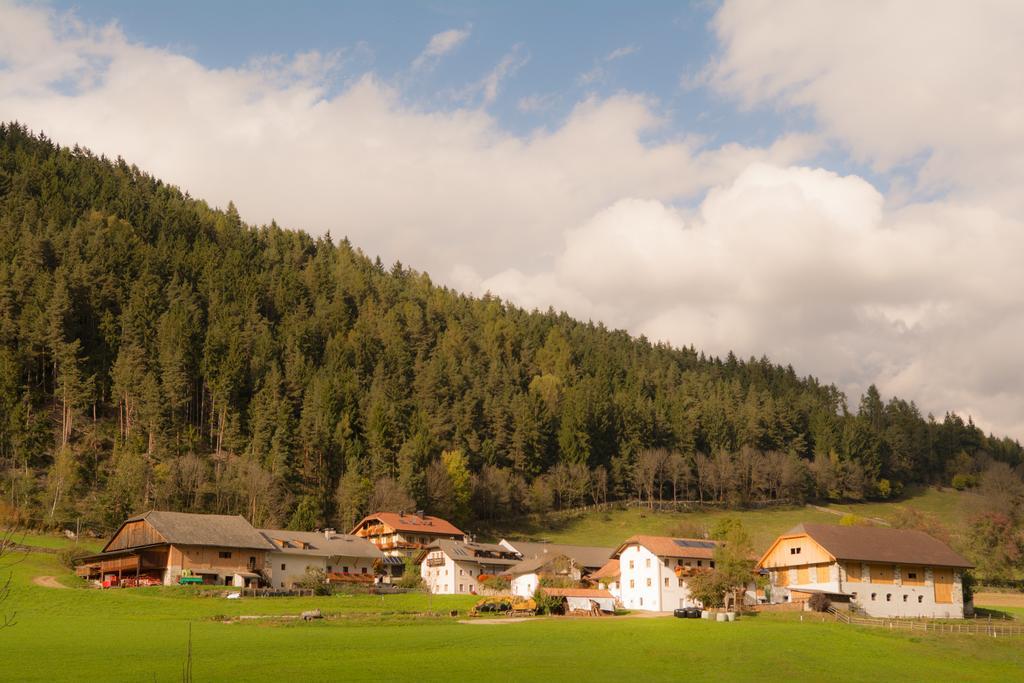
[259,530,382,559]
[499,540,614,570]
[423,539,522,567]
[590,559,620,581]
[351,512,465,537]
[105,511,274,551]
[614,535,720,560]
[507,553,578,577]
[764,523,972,569]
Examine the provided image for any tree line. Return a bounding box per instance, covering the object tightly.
[1,122,1021,536]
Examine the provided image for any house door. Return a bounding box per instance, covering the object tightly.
[933,569,953,603]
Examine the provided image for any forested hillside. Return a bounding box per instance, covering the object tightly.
[1,123,1021,536]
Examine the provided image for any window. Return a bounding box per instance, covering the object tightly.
[280,563,286,571]
[459,584,464,592]
[710,561,716,569]
[645,558,651,568]
[677,559,683,566]
[342,566,349,573]
[361,567,367,574]
[629,560,635,569]
[218,551,232,559]
[790,547,802,555]
[907,571,918,580]
[664,577,669,588]
[630,579,635,588]
[459,569,464,576]
[280,582,284,588]
[664,559,670,567]
[917,595,924,603]
[886,594,892,602]
[646,578,652,587]
[902,594,908,602]
[326,566,332,573]
[697,560,702,567]
[871,593,877,601]
[678,578,684,588]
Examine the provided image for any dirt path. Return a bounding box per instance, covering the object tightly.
[33,575,69,589]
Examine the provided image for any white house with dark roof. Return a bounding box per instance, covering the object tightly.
[259,528,383,589]
[757,523,973,618]
[499,540,614,598]
[615,535,722,612]
[419,539,522,595]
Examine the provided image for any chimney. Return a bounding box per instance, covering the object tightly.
[324,528,335,540]
[416,510,425,519]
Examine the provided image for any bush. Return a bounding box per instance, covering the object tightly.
[951,473,977,490]
[808,593,831,612]
[296,567,331,595]
[394,556,424,589]
[57,546,92,571]
[479,574,510,591]
[532,587,564,615]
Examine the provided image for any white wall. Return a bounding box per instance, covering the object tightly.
[766,562,965,618]
[511,572,538,598]
[421,552,487,595]
[265,554,376,589]
[618,546,701,612]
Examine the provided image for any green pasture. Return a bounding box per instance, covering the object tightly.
[485,486,975,549]
[1,535,1023,682]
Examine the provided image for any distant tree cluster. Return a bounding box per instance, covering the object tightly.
[0,123,1022,536]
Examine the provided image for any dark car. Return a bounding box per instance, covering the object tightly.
[673,607,702,618]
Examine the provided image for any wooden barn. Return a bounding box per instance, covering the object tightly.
[76,510,275,587]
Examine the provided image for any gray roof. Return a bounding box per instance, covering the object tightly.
[500,540,614,570]
[427,539,522,567]
[128,510,274,550]
[259,529,382,560]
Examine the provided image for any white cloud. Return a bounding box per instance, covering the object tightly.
[709,0,1024,212]
[411,26,470,71]
[579,45,638,85]
[477,165,1024,438]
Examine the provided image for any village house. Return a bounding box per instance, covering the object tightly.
[419,539,522,594]
[757,523,973,618]
[259,528,383,589]
[76,510,274,587]
[499,540,614,598]
[615,535,722,612]
[350,511,465,575]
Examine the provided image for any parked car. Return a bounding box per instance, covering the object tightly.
[673,607,702,618]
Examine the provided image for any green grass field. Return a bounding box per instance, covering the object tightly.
[2,526,1023,682]
[485,486,976,550]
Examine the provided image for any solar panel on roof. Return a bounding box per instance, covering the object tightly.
[673,539,716,549]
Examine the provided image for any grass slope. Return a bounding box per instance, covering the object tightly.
[2,533,1022,682]
[485,487,976,550]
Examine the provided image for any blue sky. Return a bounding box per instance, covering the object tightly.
[51,1,805,152]
[5,1,1024,438]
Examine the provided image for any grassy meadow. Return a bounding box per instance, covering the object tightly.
[484,486,977,550]
[3,488,1021,681]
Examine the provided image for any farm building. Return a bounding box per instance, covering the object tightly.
[615,535,722,612]
[76,510,274,587]
[499,540,614,598]
[259,528,383,589]
[757,524,973,618]
[350,511,465,574]
[507,553,583,598]
[419,539,522,595]
[540,587,616,615]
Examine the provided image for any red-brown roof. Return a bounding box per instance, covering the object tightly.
[541,587,613,598]
[769,523,972,569]
[350,512,464,537]
[614,535,720,560]
[590,559,620,580]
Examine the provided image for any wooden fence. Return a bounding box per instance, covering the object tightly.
[825,607,1024,636]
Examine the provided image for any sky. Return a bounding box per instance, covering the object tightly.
[2,1,1023,440]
